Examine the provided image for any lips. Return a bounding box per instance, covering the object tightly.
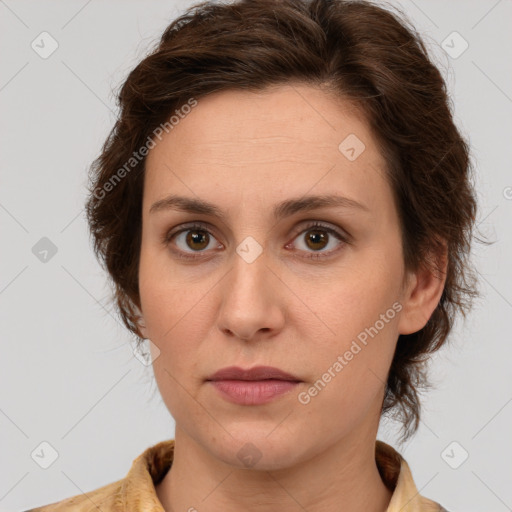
[207,365,301,382]
[206,366,301,406]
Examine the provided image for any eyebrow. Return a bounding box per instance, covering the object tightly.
[149,193,370,220]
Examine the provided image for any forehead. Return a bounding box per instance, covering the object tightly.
[143,83,391,219]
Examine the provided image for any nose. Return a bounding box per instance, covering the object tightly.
[216,248,286,342]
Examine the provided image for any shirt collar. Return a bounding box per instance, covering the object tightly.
[122,438,444,511]
[375,440,445,511]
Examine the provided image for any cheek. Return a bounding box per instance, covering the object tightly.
[314,239,402,336]
[139,236,205,333]
[139,278,207,359]
[301,244,403,393]
[295,285,400,439]
[139,264,213,422]
[138,247,208,369]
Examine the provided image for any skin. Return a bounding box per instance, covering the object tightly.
[137,83,446,512]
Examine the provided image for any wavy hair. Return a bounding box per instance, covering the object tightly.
[85,0,479,443]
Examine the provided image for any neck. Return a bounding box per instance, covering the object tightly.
[156,420,393,512]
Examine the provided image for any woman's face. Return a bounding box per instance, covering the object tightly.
[138,84,421,469]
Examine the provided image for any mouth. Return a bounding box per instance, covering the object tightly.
[206,365,301,382]
[206,366,301,405]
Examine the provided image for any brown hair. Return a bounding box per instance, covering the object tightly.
[85,0,478,443]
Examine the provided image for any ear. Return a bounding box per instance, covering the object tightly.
[133,306,149,340]
[397,241,448,335]
[137,321,149,340]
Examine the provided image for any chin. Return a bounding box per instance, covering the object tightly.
[203,429,305,471]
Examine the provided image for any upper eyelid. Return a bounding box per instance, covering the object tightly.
[167,220,349,247]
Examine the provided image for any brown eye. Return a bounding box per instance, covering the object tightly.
[289,222,348,260]
[304,229,329,251]
[185,229,210,251]
[164,223,222,259]
[165,221,348,262]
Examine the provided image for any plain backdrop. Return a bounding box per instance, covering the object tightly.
[1,1,511,511]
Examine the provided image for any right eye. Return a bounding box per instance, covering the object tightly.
[164,223,223,260]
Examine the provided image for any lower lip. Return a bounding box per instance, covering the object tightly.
[208,379,300,405]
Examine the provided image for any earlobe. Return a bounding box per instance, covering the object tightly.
[398,243,448,335]
[137,322,149,339]
[134,309,149,339]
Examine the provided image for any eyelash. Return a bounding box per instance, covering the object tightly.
[163,221,350,261]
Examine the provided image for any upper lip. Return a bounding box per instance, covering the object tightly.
[207,366,301,382]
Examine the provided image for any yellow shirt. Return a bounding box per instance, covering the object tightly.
[24,439,449,511]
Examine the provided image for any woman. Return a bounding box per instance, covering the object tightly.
[27,0,477,510]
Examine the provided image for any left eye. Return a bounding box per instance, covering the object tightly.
[287,222,347,259]
[164,222,348,260]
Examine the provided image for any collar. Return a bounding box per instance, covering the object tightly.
[120,438,445,511]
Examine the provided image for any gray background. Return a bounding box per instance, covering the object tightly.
[1,1,511,510]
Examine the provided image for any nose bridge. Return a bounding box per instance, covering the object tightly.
[217,238,283,340]
[227,237,270,305]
